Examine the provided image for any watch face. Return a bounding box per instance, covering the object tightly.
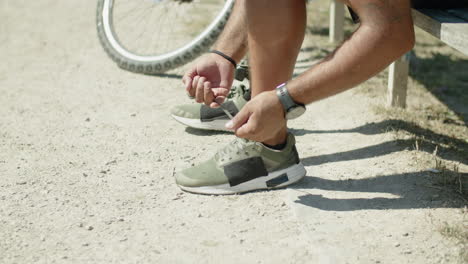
[286,105,306,120]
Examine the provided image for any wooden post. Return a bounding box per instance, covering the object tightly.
[387,53,410,108]
[329,0,344,43]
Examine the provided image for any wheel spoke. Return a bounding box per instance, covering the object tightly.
[109,0,225,56]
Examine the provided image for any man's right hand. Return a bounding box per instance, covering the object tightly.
[182,53,236,108]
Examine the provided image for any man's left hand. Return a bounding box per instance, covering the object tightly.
[225,90,286,142]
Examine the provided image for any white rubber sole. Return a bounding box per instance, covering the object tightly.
[178,163,306,195]
[172,115,232,132]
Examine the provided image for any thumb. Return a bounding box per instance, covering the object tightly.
[212,87,230,98]
[225,106,250,131]
[210,87,230,108]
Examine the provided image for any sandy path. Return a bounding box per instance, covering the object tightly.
[0,1,466,263]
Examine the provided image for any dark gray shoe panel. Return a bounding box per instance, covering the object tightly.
[224,157,268,187]
[266,174,289,187]
[200,101,239,122]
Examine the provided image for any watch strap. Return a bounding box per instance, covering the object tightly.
[276,83,296,112]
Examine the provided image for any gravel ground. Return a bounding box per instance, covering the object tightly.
[1,1,466,263]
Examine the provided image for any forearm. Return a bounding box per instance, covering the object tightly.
[288,0,414,104]
[212,0,248,63]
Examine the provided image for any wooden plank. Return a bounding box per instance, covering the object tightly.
[387,54,410,108]
[329,0,344,43]
[412,9,468,55]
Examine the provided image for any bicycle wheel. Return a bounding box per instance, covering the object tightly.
[96,0,234,74]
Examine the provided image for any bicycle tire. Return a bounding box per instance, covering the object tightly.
[96,0,234,74]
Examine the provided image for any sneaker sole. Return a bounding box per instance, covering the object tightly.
[172,115,232,132]
[178,163,306,195]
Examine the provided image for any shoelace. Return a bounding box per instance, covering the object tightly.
[215,137,255,163]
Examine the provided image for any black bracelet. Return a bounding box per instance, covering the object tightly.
[209,50,237,68]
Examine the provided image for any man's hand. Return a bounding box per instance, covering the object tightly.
[182,53,235,108]
[226,91,286,142]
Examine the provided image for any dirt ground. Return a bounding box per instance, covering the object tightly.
[1,1,467,264]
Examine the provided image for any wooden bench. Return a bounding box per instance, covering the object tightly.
[329,0,468,108]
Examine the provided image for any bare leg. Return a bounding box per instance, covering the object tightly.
[212,0,248,63]
[245,0,306,145]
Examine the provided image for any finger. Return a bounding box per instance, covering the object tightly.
[203,82,214,106]
[235,116,257,140]
[211,87,229,106]
[210,102,221,108]
[195,76,206,103]
[226,106,250,131]
[183,76,192,92]
[182,69,196,92]
[211,96,226,108]
[188,75,199,98]
[212,88,230,98]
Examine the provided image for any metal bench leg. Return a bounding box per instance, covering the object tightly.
[387,53,410,108]
[329,0,344,43]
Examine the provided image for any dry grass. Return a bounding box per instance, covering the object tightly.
[434,159,466,196]
[439,208,468,264]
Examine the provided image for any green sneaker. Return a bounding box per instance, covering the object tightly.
[171,84,250,131]
[175,133,306,195]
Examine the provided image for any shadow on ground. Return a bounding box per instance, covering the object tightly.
[290,119,467,211]
[291,119,468,165]
[184,127,230,136]
[292,171,467,211]
[148,73,184,79]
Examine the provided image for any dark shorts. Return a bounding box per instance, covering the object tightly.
[411,0,468,9]
[348,0,468,23]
